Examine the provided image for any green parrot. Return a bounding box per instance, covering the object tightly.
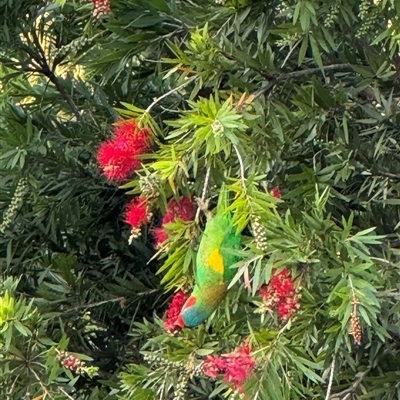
[176,194,241,328]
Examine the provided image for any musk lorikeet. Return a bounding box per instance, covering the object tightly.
[176,199,241,328]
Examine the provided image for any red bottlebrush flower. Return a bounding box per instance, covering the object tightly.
[113,119,151,154]
[164,290,188,333]
[259,268,300,320]
[125,197,150,229]
[270,186,281,199]
[92,0,111,18]
[204,341,256,395]
[96,119,151,182]
[152,227,168,247]
[269,269,295,298]
[259,285,270,299]
[57,351,85,374]
[203,356,228,379]
[153,197,195,248]
[97,139,141,182]
[277,297,299,320]
[163,197,196,224]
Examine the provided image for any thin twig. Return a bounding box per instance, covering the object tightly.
[281,39,301,68]
[233,144,246,187]
[7,375,20,400]
[195,165,211,222]
[253,80,277,99]
[61,294,157,314]
[30,367,54,400]
[59,387,75,400]
[325,356,336,400]
[19,26,82,120]
[200,166,211,202]
[65,296,125,313]
[144,76,197,115]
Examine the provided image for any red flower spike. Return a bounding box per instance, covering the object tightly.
[96,119,151,182]
[152,227,168,248]
[92,0,111,18]
[204,341,256,395]
[164,290,188,333]
[163,197,196,224]
[271,186,282,199]
[259,268,300,320]
[153,197,195,248]
[97,139,141,182]
[113,119,151,154]
[277,297,299,320]
[125,197,150,229]
[204,355,228,379]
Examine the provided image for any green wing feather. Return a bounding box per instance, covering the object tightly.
[196,212,241,288]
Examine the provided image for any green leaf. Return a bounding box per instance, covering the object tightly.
[298,33,309,65]
[309,34,323,72]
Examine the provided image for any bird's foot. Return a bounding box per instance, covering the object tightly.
[195,197,212,221]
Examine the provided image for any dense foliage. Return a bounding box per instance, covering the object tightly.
[1,0,400,399]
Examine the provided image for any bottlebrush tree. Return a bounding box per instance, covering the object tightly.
[1,0,400,400]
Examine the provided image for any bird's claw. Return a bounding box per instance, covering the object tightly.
[195,197,212,221]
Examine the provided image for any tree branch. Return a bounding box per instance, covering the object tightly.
[30,367,55,400]
[377,290,400,298]
[195,165,211,223]
[46,71,81,120]
[254,64,354,98]
[62,290,158,314]
[143,76,197,115]
[328,368,371,399]
[325,356,336,400]
[370,171,400,181]
[30,24,49,69]
[59,387,75,400]
[16,25,82,120]
[280,64,354,80]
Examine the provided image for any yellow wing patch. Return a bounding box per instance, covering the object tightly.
[207,248,224,274]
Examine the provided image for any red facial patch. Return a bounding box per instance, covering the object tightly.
[182,296,197,310]
[175,295,198,328]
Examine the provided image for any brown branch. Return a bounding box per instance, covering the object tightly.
[370,171,400,182]
[63,296,126,314]
[254,64,354,98]
[325,357,336,400]
[62,290,159,314]
[19,30,45,69]
[15,26,82,120]
[30,26,49,69]
[46,71,81,120]
[280,64,353,80]
[377,290,400,298]
[33,30,82,120]
[30,367,55,400]
[6,375,20,400]
[328,367,371,400]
